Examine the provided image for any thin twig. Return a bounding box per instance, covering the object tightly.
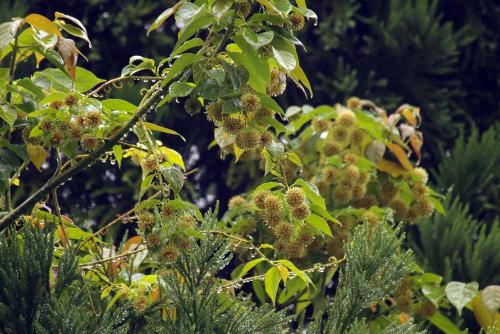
[77,247,147,268]
[87,75,164,97]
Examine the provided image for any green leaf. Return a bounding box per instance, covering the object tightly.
[228,35,270,93]
[75,66,105,92]
[169,38,204,59]
[252,182,284,194]
[26,143,47,171]
[168,81,195,98]
[305,214,333,237]
[237,258,266,279]
[147,2,182,36]
[286,152,302,167]
[272,48,296,73]
[222,97,242,114]
[121,56,155,76]
[265,267,281,306]
[194,78,229,99]
[221,62,249,90]
[139,174,154,198]
[55,12,92,47]
[101,99,137,113]
[161,53,201,87]
[0,105,17,126]
[175,5,213,50]
[112,145,123,168]
[0,19,22,51]
[160,147,186,171]
[293,179,326,210]
[161,167,184,194]
[143,122,186,141]
[212,0,234,18]
[267,141,284,159]
[167,199,203,220]
[428,312,464,334]
[445,281,479,315]
[257,93,285,117]
[242,29,274,50]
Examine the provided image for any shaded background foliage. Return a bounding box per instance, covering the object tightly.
[2,0,499,289]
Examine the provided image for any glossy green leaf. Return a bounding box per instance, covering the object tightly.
[75,66,105,92]
[237,258,266,279]
[0,105,17,126]
[242,29,274,49]
[143,122,186,141]
[161,53,201,87]
[168,81,195,98]
[147,2,182,36]
[112,145,123,168]
[272,47,296,72]
[102,99,137,113]
[305,214,333,237]
[445,281,479,315]
[265,267,281,306]
[55,12,92,47]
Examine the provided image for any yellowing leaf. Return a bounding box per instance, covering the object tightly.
[112,145,123,168]
[377,159,407,177]
[233,143,245,162]
[276,264,289,284]
[265,267,281,306]
[160,147,186,171]
[25,14,61,37]
[26,143,47,171]
[387,143,413,171]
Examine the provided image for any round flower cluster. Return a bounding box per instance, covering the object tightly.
[250,187,313,259]
[24,92,110,153]
[136,201,197,266]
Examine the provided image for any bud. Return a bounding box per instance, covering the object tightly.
[49,100,64,110]
[146,233,161,250]
[84,111,102,127]
[64,94,79,107]
[260,131,273,147]
[238,0,252,18]
[346,97,361,109]
[333,184,352,203]
[137,212,154,230]
[286,240,305,259]
[350,128,365,145]
[266,68,287,97]
[331,125,349,142]
[389,198,408,218]
[81,133,99,152]
[160,204,176,220]
[412,167,429,184]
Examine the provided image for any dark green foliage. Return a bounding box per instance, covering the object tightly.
[146,211,289,334]
[309,214,416,333]
[433,125,500,221]
[0,226,53,334]
[346,319,425,334]
[0,225,132,334]
[414,195,500,287]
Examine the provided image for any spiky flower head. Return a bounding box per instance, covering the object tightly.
[160,204,176,220]
[361,211,379,226]
[292,203,310,220]
[350,128,365,145]
[260,131,273,147]
[333,184,352,203]
[413,199,434,218]
[184,97,202,115]
[85,111,102,127]
[331,125,349,142]
[322,166,339,183]
[267,68,287,96]
[323,141,341,156]
[206,101,224,122]
[389,197,408,218]
[286,187,305,207]
[241,93,261,113]
[81,133,99,152]
[312,118,330,133]
[64,93,79,107]
[49,100,64,110]
[346,97,361,109]
[137,212,154,230]
[412,167,429,184]
[253,190,269,209]
[146,233,161,250]
[228,195,246,209]
[288,13,305,31]
[222,116,244,134]
[337,109,356,128]
[235,128,261,149]
[352,184,366,200]
[238,0,252,18]
[286,240,305,259]
[274,222,294,241]
[159,244,179,265]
